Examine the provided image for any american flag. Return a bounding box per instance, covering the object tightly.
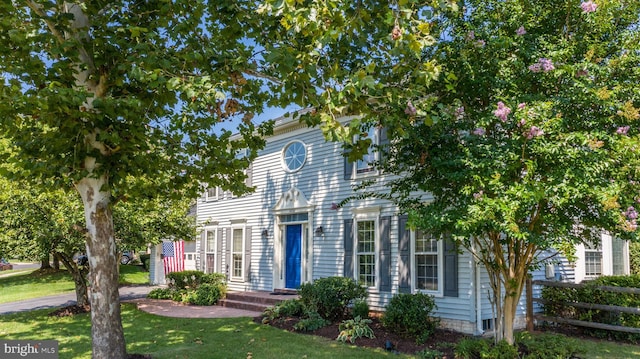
[162,240,185,274]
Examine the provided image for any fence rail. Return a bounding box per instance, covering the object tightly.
[525,278,640,334]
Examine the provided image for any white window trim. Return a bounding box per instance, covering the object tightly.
[204,227,217,273]
[281,140,307,173]
[354,211,379,289]
[584,245,603,278]
[411,230,444,297]
[205,187,220,202]
[230,224,245,282]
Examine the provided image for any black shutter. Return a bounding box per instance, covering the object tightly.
[379,216,392,292]
[398,215,411,293]
[378,127,389,166]
[344,153,353,180]
[244,226,252,283]
[216,228,223,273]
[343,219,354,278]
[199,231,206,272]
[443,236,458,297]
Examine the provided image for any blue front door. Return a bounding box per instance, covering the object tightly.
[285,224,302,289]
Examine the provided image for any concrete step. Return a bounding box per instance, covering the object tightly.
[219,291,299,313]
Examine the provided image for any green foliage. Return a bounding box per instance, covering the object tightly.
[631,242,640,275]
[166,270,206,290]
[415,348,445,359]
[261,299,306,324]
[187,283,225,306]
[147,288,173,300]
[454,338,490,359]
[484,340,518,359]
[541,275,640,341]
[352,300,370,319]
[298,277,367,321]
[150,271,227,306]
[516,332,582,359]
[382,293,438,344]
[336,316,375,343]
[293,311,330,332]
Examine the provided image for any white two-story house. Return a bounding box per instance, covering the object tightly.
[194,114,629,334]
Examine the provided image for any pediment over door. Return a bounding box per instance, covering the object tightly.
[273,187,315,213]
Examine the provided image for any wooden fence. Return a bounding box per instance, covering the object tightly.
[525,278,640,334]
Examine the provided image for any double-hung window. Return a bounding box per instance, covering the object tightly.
[413,230,443,295]
[231,227,244,280]
[204,229,217,274]
[205,187,220,201]
[356,220,376,288]
[584,244,602,277]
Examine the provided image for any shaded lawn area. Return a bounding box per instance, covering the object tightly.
[0,304,406,359]
[0,265,149,304]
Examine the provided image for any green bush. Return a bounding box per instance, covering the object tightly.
[484,340,518,359]
[336,316,375,343]
[140,254,151,271]
[166,270,205,290]
[201,272,226,286]
[516,332,583,359]
[453,337,490,359]
[415,348,444,359]
[293,311,330,331]
[631,242,640,275]
[147,288,172,300]
[261,299,305,324]
[352,300,370,319]
[541,275,640,341]
[382,293,438,344]
[188,283,225,305]
[298,277,367,321]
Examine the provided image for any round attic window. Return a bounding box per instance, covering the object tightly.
[282,140,307,172]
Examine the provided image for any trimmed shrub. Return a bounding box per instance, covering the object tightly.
[352,300,370,319]
[147,288,172,300]
[166,270,205,290]
[382,293,438,344]
[298,277,367,321]
[261,299,305,324]
[188,283,225,305]
[516,332,583,359]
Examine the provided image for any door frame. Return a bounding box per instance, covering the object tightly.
[272,187,316,290]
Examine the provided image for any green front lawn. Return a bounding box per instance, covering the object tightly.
[0,265,149,304]
[0,304,404,359]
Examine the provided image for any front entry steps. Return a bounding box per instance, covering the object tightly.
[219,291,299,313]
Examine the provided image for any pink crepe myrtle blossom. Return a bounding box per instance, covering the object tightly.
[404,101,417,116]
[473,190,484,200]
[580,1,598,13]
[516,26,526,36]
[529,58,555,73]
[625,206,638,220]
[454,106,465,120]
[526,126,544,139]
[466,31,475,41]
[518,103,526,110]
[472,127,486,136]
[494,101,512,122]
[475,39,486,47]
[517,119,526,127]
[616,126,630,135]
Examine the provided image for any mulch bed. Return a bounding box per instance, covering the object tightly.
[255,316,468,357]
[48,304,90,317]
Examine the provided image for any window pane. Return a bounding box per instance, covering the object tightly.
[416,254,438,291]
[357,221,375,252]
[233,229,243,252]
[206,230,215,253]
[358,254,375,287]
[356,127,377,173]
[233,254,243,277]
[585,250,602,276]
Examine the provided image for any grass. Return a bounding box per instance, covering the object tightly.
[0,265,149,304]
[0,304,405,359]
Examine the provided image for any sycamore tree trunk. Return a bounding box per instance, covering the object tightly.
[76,172,126,359]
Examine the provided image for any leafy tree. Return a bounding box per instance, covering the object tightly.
[341,0,638,345]
[0,2,273,357]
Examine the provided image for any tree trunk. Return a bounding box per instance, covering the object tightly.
[502,291,518,345]
[53,254,60,270]
[57,252,89,307]
[40,258,51,270]
[76,175,127,359]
